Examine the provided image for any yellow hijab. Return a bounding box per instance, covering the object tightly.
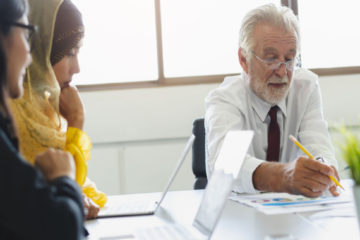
[10,0,107,207]
[11,0,65,164]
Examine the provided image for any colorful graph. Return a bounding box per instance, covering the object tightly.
[251,196,330,206]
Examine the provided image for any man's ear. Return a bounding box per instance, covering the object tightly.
[238,48,249,74]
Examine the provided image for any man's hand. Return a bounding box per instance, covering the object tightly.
[34,148,75,181]
[59,86,85,130]
[253,157,339,197]
[83,194,100,219]
[282,157,339,197]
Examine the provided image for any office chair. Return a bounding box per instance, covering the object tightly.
[192,118,207,189]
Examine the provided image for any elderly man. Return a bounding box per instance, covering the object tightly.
[205,4,340,197]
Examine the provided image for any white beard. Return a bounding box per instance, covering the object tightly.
[251,75,291,105]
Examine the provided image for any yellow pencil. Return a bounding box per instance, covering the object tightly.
[289,135,345,190]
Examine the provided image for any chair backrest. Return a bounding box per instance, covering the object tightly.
[192,118,207,189]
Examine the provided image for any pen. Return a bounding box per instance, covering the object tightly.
[289,135,345,191]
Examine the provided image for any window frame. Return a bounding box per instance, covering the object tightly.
[77,0,360,92]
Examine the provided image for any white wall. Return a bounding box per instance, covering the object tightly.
[81,74,360,195]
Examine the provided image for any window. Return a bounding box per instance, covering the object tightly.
[298,0,360,69]
[72,0,279,87]
[161,0,278,78]
[71,0,359,88]
[72,0,158,85]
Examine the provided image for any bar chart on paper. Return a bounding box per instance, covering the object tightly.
[230,190,353,215]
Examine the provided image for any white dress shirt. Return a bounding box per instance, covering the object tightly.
[205,68,337,193]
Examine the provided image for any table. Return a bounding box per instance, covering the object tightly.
[85,188,359,240]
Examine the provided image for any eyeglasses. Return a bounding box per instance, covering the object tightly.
[9,22,37,51]
[252,51,297,72]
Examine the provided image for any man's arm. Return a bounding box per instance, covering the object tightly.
[205,101,243,175]
[205,91,264,193]
[298,79,337,167]
[297,78,339,195]
[252,157,339,197]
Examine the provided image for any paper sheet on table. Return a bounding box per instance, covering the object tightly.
[230,191,352,215]
[304,203,359,240]
[308,204,356,219]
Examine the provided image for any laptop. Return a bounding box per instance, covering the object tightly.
[132,130,254,240]
[97,134,195,218]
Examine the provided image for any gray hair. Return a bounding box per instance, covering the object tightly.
[239,3,300,59]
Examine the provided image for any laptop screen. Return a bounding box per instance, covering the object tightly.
[155,134,195,211]
[213,130,254,178]
[192,130,254,236]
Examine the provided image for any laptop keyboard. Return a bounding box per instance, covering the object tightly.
[135,224,199,240]
[99,200,156,216]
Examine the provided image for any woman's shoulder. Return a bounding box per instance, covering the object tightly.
[0,112,18,150]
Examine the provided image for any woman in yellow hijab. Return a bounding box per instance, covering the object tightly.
[10,0,107,219]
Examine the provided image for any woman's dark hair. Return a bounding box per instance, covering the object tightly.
[0,0,28,113]
[0,0,27,139]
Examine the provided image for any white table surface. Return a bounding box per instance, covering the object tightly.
[86,182,360,240]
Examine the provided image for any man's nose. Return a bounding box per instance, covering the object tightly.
[274,62,287,78]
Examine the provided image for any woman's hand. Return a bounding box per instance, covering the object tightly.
[83,194,100,219]
[59,86,85,130]
[34,148,75,181]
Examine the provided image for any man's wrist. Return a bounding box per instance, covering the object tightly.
[253,162,270,191]
[252,162,285,192]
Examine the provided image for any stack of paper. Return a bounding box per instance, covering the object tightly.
[230,191,353,215]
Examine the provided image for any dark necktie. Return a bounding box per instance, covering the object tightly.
[266,106,280,162]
